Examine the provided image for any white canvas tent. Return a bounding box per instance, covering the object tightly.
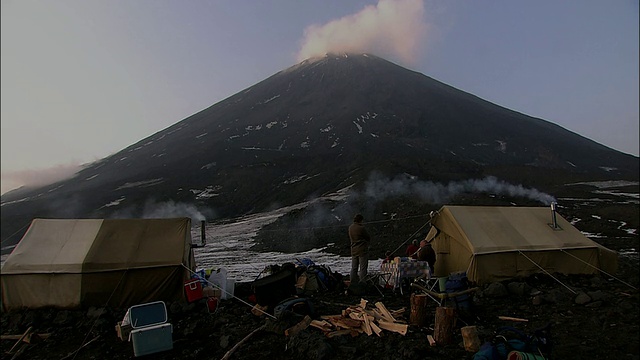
[1,218,196,310]
[426,206,618,284]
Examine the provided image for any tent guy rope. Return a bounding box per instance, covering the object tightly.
[560,249,638,290]
[518,251,577,294]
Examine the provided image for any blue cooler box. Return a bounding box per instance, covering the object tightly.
[128,301,173,357]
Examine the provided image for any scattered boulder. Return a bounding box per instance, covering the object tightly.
[483,282,508,298]
[53,310,70,325]
[587,290,609,303]
[574,292,592,305]
[532,295,543,306]
[585,301,603,308]
[507,282,532,297]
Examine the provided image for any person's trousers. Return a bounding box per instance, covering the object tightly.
[350,254,368,283]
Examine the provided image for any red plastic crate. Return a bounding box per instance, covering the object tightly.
[184,279,203,303]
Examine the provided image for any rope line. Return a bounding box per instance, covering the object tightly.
[518,251,577,294]
[388,220,432,258]
[256,213,427,233]
[560,249,638,290]
[0,222,31,247]
[71,270,128,360]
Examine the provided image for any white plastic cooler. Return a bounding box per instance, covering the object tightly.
[128,301,173,357]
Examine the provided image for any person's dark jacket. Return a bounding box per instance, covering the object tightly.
[349,221,370,256]
[418,243,436,265]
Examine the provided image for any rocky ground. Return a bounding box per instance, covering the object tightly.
[1,256,638,360]
[1,184,638,359]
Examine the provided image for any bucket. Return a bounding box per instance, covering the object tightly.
[438,277,448,292]
[206,297,219,314]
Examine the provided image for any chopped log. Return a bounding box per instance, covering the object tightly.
[427,334,436,346]
[409,293,429,327]
[377,321,408,336]
[310,320,333,332]
[363,308,386,322]
[221,325,265,360]
[331,318,363,329]
[359,299,368,309]
[362,314,373,336]
[461,326,481,352]
[251,304,269,317]
[498,316,528,322]
[285,315,312,337]
[374,302,396,323]
[434,307,456,345]
[370,322,383,337]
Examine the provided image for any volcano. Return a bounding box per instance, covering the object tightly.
[1,53,637,249]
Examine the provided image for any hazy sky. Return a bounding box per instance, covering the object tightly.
[2,0,638,195]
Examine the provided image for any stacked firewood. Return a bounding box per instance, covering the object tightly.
[308,299,408,338]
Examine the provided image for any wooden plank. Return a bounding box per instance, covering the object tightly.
[363,309,385,322]
[377,321,408,336]
[1,333,50,341]
[498,316,528,322]
[334,318,363,329]
[370,321,383,337]
[362,314,373,336]
[374,302,396,323]
[310,320,333,332]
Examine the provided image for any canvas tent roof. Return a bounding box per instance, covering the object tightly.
[427,206,618,284]
[1,218,196,310]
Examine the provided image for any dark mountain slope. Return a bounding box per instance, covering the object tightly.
[1,53,637,249]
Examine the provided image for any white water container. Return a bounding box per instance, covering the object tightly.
[222,278,235,300]
[208,267,228,298]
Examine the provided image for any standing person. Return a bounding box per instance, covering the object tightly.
[349,213,371,284]
[405,239,420,259]
[418,240,436,274]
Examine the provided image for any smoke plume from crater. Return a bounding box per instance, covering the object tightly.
[296,0,428,66]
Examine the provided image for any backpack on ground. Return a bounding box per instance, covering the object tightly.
[273,296,315,319]
[472,324,552,360]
